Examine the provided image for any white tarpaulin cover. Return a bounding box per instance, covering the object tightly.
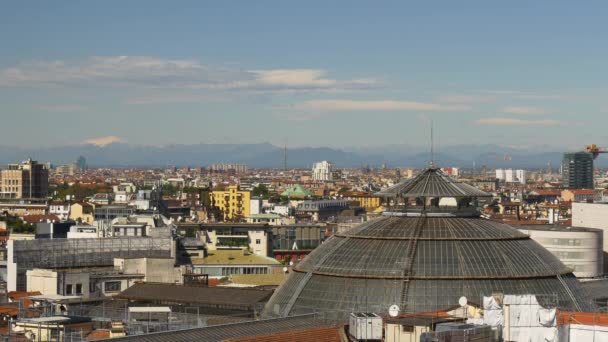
[564,324,608,342]
[478,294,557,342]
[483,296,504,326]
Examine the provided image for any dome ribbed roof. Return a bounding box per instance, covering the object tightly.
[264,215,592,319]
[377,168,490,198]
[264,168,593,320]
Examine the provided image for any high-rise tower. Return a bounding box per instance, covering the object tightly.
[562,152,594,189]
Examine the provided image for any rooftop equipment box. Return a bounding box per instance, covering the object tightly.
[349,312,382,341]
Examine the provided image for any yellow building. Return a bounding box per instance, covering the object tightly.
[342,192,382,210]
[210,185,251,221]
[69,202,95,224]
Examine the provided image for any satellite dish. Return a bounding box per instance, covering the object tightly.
[459,296,468,307]
[388,304,400,317]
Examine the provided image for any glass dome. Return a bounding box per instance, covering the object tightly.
[263,168,594,320]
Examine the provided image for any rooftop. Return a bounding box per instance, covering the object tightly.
[377,168,490,198]
[281,184,313,198]
[223,325,342,342]
[200,250,280,266]
[517,225,603,233]
[230,273,288,287]
[115,283,274,308]
[107,314,328,342]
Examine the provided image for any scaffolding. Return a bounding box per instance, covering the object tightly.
[10,237,172,291]
[12,237,172,269]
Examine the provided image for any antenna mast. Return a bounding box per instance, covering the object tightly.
[283,142,288,172]
[430,119,435,167]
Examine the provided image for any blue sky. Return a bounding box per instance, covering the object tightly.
[1,1,607,149]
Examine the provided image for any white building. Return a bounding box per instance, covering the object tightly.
[516,169,527,185]
[250,198,263,216]
[518,225,603,278]
[112,182,137,194]
[268,205,291,217]
[204,224,271,256]
[49,202,70,221]
[312,161,332,181]
[496,169,506,181]
[114,191,129,204]
[572,202,608,274]
[67,225,98,239]
[496,168,526,184]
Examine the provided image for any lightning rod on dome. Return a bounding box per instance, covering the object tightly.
[429,118,435,168]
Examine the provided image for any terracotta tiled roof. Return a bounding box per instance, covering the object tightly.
[530,190,562,196]
[0,306,19,317]
[86,329,111,341]
[22,214,61,224]
[563,189,595,195]
[222,326,342,342]
[7,291,42,307]
[558,310,608,326]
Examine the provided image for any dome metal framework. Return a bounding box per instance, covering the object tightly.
[263,168,594,320]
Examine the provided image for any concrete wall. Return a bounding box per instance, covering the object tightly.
[385,324,430,342]
[115,257,180,284]
[26,269,89,297]
[26,269,58,295]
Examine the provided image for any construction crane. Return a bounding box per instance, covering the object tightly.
[586,144,608,159]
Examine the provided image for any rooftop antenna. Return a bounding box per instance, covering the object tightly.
[283,140,288,172]
[429,118,435,168]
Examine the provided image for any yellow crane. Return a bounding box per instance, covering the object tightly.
[586,144,608,159]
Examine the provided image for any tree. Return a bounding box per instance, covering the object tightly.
[162,183,178,197]
[1,215,35,234]
[251,184,270,198]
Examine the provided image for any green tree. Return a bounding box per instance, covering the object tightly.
[162,183,178,197]
[0,215,35,234]
[251,184,270,198]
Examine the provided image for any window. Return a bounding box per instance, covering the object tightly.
[256,239,261,245]
[90,282,97,293]
[76,283,83,295]
[66,284,73,295]
[104,281,122,292]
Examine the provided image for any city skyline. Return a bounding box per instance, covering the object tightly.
[1,1,608,149]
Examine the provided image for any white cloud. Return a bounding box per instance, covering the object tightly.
[436,95,497,104]
[501,106,547,115]
[127,93,226,105]
[82,136,126,146]
[292,99,470,111]
[474,118,560,126]
[0,56,381,93]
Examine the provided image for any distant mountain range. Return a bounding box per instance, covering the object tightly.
[0,142,606,169]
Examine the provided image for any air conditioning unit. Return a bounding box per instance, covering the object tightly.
[349,312,382,341]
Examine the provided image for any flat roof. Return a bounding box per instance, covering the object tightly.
[199,250,280,266]
[128,307,171,313]
[115,283,273,307]
[26,294,82,301]
[21,316,71,323]
[102,314,324,342]
[385,315,461,326]
[517,225,603,233]
[229,274,287,286]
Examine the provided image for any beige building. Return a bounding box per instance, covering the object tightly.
[69,202,95,224]
[0,159,49,199]
[114,257,182,284]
